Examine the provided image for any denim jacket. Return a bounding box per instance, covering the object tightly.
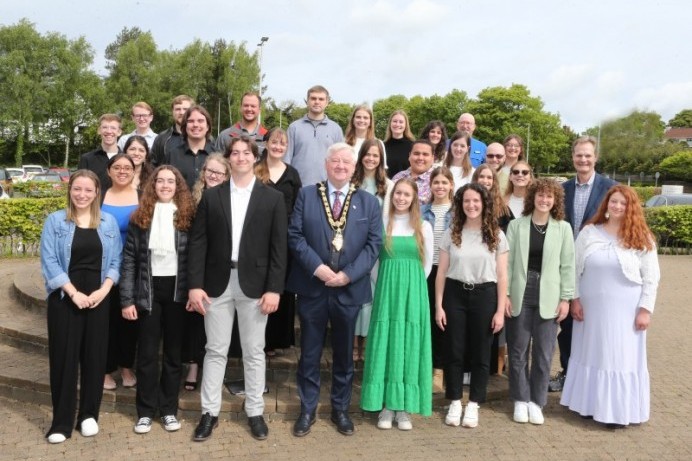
[40,209,122,297]
[421,203,452,230]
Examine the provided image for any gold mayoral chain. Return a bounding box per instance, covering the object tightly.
[318,182,356,251]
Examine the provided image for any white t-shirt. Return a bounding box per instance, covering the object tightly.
[439,227,508,283]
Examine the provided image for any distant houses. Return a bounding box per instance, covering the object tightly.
[664,127,692,148]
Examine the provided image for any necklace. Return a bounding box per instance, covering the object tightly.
[531,220,548,235]
[318,182,356,251]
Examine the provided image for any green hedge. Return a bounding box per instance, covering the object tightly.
[644,205,692,251]
[632,186,660,204]
[0,197,66,256]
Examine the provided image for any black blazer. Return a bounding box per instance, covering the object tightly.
[187,180,287,298]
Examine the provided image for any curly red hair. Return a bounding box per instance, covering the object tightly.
[130,165,195,231]
[587,185,654,251]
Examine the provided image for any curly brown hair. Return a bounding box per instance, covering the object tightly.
[587,185,655,251]
[522,178,566,220]
[450,183,500,252]
[130,165,195,231]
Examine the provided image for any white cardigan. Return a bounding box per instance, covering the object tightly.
[574,224,660,311]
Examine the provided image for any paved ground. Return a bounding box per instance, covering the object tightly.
[0,256,691,460]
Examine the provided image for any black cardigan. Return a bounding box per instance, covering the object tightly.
[119,223,189,312]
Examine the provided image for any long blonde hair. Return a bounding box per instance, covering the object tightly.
[385,178,426,264]
[66,170,101,228]
[192,153,230,205]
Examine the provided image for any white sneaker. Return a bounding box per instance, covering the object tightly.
[377,408,394,429]
[47,433,66,444]
[513,401,529,423]
[462,402,479,428]
[445,400,462,426]
[395,411,412,431]
[134,417,152,434]
[80,417,99,437]
[528,402,544,425]
[161,415,181,432]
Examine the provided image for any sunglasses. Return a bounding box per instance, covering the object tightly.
[486,154,504,159]
[512,169,530,176]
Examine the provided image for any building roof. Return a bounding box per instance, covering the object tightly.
[664,127,692,139]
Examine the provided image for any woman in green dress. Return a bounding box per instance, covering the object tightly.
[361,178,434,431]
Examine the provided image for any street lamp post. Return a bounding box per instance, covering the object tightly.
[257,36,268,125]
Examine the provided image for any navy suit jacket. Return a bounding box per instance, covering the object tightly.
[287,185,382,306]
[563,172,617,233]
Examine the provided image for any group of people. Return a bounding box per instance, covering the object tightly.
[39,84,660,445]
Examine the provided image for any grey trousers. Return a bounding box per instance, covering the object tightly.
[506,305,558,407]
[201,271,268,417]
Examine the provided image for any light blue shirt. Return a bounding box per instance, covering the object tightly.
[573,172,596,236]
[284,115,344,186]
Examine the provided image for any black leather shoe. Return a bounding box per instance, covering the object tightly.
[292,411,316,437]
[330,410,354,436]
[548,370,566,392]
[248,415,268,440]
[193,412,218,442]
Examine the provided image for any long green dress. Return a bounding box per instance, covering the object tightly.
[360,235,433,415]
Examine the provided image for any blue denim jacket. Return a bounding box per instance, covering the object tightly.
[40,209,122,297]
[421,203,452,230]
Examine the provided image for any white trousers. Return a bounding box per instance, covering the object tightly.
[201,271,267,417]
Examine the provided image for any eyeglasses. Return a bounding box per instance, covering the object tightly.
[111,166,134,173]
[486,154,504,159]
[204,168,226,178]
[512,169,530,176]
[132,114,151,119]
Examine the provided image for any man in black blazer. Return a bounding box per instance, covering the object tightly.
[287,143,382,437]
[550,135,617,392]
[187,136,287,441]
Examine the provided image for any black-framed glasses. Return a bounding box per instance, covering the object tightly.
[204,168,226,178]
[512,169,530,176]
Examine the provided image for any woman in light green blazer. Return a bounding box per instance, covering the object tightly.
[505,178,575,426]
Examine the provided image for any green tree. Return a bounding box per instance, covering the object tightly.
[0,20,53,165]
[668,109,692,128]
[104,30,164,124]
[466,84,569,171]
[590,111,670,175]
[659,151,692,181]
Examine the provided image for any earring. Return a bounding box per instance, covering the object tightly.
[605,212,610,220]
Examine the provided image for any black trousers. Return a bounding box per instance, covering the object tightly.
[106,286,138,373]
[442,279,497,403]
[426,265,446,369]
[135,276,186,418]
[557,315,573,372]
[46,290,109,437]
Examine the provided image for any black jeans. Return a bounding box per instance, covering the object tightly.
[136,276,186,418]
[442,279,497,403]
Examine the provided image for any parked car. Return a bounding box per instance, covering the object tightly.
[6,168,25,183]
[645,194,692,207]
[22,165,46,181]
[0,168,14,197]
[48,167,71,182]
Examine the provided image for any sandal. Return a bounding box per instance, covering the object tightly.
[184,381,198,391]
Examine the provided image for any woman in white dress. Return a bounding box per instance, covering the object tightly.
[561,185,660,428]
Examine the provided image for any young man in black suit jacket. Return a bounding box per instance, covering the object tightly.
[550,135,617,392]
[187,136,287,441]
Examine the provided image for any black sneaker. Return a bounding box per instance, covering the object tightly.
[548,370,566,392]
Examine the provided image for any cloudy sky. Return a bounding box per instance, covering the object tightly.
[3,0,692,132]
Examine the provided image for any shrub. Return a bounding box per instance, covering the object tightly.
[632,186,661,204]
[645,205,692,251]
[0,197,66,256]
